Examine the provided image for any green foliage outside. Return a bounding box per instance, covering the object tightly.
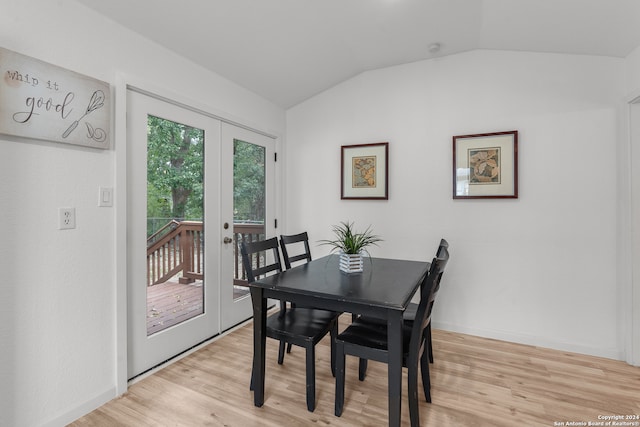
[233,139,265,223]
[147,115,204,236]
[145,116,266,236]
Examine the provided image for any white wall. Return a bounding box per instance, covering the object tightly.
[624,45,640,366]
[625,45,640,93]
[286,50,626,359]
[0,1,285,426]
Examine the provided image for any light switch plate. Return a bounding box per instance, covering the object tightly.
[99,187,113,207]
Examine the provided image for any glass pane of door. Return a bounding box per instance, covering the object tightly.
[232,138,265,301]
[146,115,204,335]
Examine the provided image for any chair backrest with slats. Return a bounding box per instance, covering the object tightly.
[241,237,289,315]
[280,232,312,269]
[417,238,449,297]
[240,237,283,283]
[408,247,449,363]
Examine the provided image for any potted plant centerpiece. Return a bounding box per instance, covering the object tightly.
[320,221,382,273]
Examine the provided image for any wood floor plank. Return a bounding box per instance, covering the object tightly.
[70,314,640,426]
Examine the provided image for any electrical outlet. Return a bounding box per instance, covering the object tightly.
[58,208,76,230]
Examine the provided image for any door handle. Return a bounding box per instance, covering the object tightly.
[223,237,233,244]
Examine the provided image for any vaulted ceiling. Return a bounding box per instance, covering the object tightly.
[75,0,640,108]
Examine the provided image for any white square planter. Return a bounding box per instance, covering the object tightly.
[339,252,364,273]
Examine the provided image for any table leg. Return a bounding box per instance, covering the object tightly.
[387,312,403,427]
[250,287,267,407]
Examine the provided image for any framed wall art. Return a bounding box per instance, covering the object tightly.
[453,130,518,199]
[341,142,388,200]
[0,47,110,149]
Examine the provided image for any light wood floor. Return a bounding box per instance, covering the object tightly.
[71,314,640,426]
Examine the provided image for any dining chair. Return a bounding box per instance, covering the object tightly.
[241,237,339,412]
[281,232,353,326]
[280,232,313,269]
[334,248,449,426]
[279,232,318,356]
[405,238,448,364]
[358,238,449,381]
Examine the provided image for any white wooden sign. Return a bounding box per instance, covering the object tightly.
[0,47,110,149]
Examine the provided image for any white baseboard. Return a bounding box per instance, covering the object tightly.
[40,387,117,427]
[432,321,624,361]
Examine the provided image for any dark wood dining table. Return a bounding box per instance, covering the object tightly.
[248,254,430,427]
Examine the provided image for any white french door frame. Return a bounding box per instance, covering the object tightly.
[220,123,276,330]
[127,89,221,379]
[114,76,281,394]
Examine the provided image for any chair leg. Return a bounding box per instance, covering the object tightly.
[250,366,254,390]
[287,343,293,354]
[427,323,434,364]
[305,345,316,412]
[335,341,346,417]
[408,361,421,427]
[277,340,286,365]
[420,350,432,403]
[358,358,368,381]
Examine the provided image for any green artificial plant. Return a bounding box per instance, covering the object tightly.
[320,221,382,255]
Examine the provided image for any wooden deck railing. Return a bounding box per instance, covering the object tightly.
[147,220,265,287]
[147,221,204,286]
[233,223,265,286]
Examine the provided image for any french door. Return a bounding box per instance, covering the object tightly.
[127,90,275,378]
[220,123,275,330]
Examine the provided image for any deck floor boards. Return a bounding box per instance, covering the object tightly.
[146,280,249,335]
[147,280,204,335]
